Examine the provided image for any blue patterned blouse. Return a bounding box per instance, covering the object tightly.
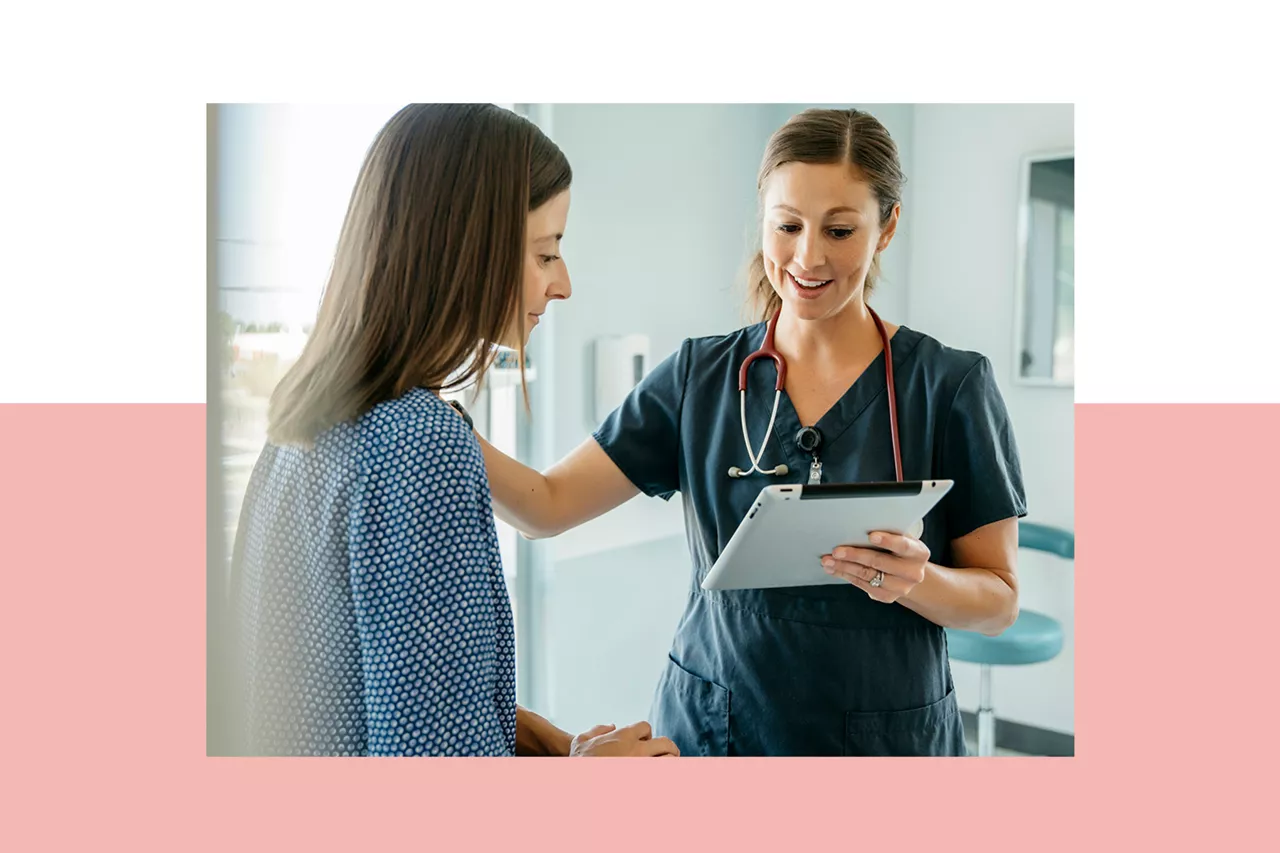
[230,388,517,756]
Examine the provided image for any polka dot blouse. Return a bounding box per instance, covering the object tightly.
[230,388,517,756]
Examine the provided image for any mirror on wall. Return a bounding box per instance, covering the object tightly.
[1014,150,1074,387]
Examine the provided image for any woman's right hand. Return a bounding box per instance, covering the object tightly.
[569,721,680,757]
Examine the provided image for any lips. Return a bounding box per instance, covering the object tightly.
[787,269,832,298]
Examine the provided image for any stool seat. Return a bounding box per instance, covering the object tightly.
[947,609,1063,667]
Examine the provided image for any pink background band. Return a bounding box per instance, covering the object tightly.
[1,402,1273,849]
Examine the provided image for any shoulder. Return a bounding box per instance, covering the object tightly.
[899,327,997,395]
[895,327,1010,429]
[630,325,762,394]
[684,324,763,359]
[669,323,765,383]
[902,328,988,379]
[349,388,482,482]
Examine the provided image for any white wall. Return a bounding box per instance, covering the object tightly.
[906,104,1076,735]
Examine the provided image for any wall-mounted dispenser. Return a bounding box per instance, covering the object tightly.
[592,334,650,423]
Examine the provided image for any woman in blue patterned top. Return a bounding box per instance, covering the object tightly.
[229,104,678,758]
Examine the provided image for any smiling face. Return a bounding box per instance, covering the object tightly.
[761,161,898,323]
[509,189,572,346]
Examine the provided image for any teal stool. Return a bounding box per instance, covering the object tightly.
[945,521,1073,756]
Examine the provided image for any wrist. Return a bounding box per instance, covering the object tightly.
[537,721,572,757]
[517,706,572,756]
[551,728,573,757]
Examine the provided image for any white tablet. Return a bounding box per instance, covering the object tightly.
[700,480,954,591]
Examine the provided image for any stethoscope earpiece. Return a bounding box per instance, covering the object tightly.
[729,464,786,479]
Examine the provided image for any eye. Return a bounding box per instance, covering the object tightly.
[775,224,801,234]
[828,227,855,240]
[539,254,561,266]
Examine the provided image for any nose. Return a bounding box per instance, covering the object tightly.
[546,265,571,301]
[795,229,825,270]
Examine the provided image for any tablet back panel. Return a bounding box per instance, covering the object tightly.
[700,480,953,591]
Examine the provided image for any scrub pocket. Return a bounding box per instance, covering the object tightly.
[652,654,730,756]
[843,687,965,756]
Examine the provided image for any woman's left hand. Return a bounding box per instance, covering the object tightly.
[821,531,931,604]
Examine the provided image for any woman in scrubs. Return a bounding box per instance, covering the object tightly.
[476,108,1026,756]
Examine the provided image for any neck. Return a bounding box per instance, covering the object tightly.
[774,300,882,365]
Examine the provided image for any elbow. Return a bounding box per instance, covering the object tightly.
[981,607,1018,637]
[518,523,564,541]
[981,593,1020,637]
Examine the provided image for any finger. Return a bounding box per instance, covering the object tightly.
[831,546,926,583]
[828,553,924,587]
[646,737,680,757]
[867,531,930,560]
[843,568,908,602]
[828,547,883,572]
[620,720,653,741]
[846,572,895,602]
[822,556,875,583]
[821,552,887,589]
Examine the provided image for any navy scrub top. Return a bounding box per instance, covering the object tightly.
[593,322,1027,756]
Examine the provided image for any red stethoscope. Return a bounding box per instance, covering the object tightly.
[727,305,903,485]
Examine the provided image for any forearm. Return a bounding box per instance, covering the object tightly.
[899,562,1018,636]
[477,434,640,541]
[477,436,564,539]
[515,705,572,756]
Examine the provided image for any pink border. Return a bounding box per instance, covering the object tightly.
[2,402,1273,849]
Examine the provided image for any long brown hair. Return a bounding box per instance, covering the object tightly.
[267,104,571,446]
[746,108,906,322]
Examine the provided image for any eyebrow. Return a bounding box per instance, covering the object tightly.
[772,204,863,217]
[534,233,563,244]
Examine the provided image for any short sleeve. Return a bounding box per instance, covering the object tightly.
[591,338,693,501]
[938,356,1028,541]
[347,423,510,756]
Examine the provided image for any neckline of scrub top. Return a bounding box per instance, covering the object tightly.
[743,322,927,476]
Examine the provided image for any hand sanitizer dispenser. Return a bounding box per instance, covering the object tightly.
[593,334,650,423]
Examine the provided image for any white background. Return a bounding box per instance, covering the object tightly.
[1,2,1276,403]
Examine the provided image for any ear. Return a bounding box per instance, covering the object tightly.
[877,203,901,252]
